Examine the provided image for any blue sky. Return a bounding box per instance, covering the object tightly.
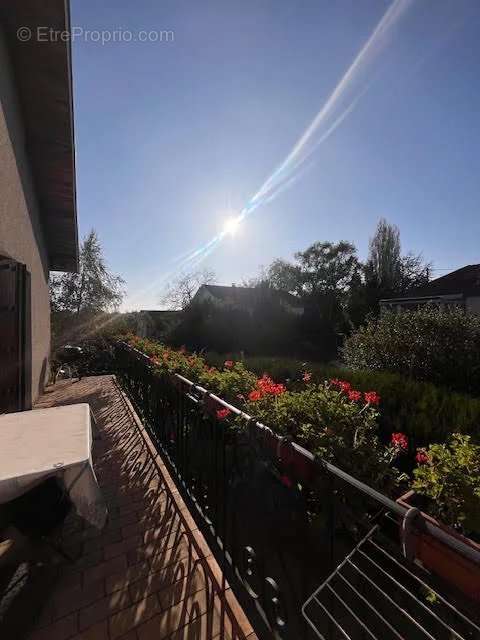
[71,0,480,310]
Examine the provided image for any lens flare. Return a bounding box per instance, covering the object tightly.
[223,217,241,236]
[125,0,418,308]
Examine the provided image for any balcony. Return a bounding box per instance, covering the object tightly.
[0,375,254,640]
[1,345,479,640]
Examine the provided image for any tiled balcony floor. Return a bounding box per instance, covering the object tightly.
[0,376,255,640]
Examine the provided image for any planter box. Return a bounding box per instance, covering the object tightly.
[397,490,480,603]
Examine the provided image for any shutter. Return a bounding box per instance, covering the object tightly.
[0,259,27,413]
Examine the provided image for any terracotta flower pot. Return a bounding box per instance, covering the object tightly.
[397,490,480,603]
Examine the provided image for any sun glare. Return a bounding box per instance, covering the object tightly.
[223,216,241,236]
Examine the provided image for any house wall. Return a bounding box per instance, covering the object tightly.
[0,27,51,405]
[465,296,480,314]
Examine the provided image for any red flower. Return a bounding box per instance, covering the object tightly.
[302,372,312,383]
[216,408,231,420]
[391,432,408,451]
[331,379,351,393]
[348,390,362,402]
[364,391,380,405]
[415,450,429,465]
[271,383,286,395]
[224,360,234,369]
[248,389,263,402]
[256,374,286,396]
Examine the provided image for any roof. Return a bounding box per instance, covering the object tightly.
[405,265,480,298]
[1,0,78,272]
[199,284,304,308]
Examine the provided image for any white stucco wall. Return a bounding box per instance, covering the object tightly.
[0,27,51,404]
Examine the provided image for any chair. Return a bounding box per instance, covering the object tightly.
[6,478,75,562]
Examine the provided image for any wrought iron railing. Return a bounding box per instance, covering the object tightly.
[114,342,480,640]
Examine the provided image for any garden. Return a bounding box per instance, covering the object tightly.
[121,333,480,547]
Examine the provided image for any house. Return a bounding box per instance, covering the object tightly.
[136,310,183,340]
[191,284,304,316]
[0,0,77,411]
[381,265,480,313]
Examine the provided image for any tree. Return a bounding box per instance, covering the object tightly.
[365,218,402,293]
[265,259,303,296]
[294,241,361,297]
[50,230,124,314]
[365,218,430,299]
[398,253,430,294]
[261,241,362,358]
[161,268,216,310]
[265,241,361,301]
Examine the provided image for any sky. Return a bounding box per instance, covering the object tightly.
[70,0,480,310]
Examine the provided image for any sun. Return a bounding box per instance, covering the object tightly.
[223,216,241,236]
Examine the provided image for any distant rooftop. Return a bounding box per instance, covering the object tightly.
[200,284,304,308]
[406,264,480,298]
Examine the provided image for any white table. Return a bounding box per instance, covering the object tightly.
[0,403,107,529]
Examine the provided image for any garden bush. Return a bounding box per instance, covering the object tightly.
[412,434,480,536]
[342,306,480,396]
[121,335,407,492]
[204,353,480,447]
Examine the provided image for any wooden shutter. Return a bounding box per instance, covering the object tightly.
[0,259,27,413]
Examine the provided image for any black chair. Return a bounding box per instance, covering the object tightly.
[6,478,74,562]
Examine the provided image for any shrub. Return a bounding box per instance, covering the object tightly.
[412,434,480,535]
[121,335,408,491]
[343,306,480,395]
[203,354,480,446]
[241,378,406,491]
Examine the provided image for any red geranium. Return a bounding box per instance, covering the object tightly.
[330,379,352,393]
[348,390,362,402]
[248,389,263,402]
[224,360,234,369]
[364,391,380,405]
[216,408,231,420]
[302,372,312,383]
[256,374,286,396]
[391,432,408,451]
[415,449,429,465]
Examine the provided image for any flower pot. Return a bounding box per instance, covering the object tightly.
[397,490,480,603]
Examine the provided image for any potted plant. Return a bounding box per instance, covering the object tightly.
[397,433,480,602]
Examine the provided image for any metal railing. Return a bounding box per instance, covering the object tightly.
[114,341,480,640]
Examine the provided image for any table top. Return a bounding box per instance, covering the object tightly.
[0,404,91,482]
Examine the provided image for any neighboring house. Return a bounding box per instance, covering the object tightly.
[381,265,480,314]
[191,284,305,316]
[0,1,77,412]
[136,310,183,340]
